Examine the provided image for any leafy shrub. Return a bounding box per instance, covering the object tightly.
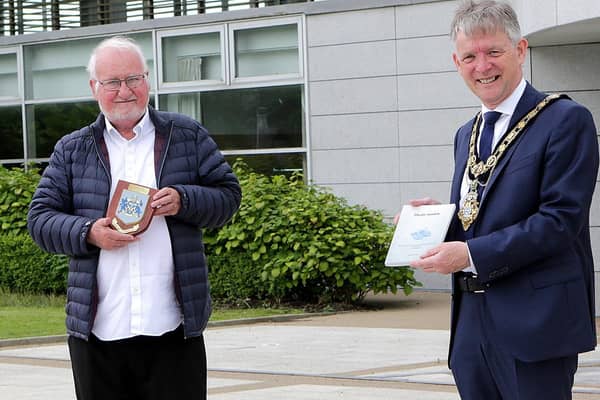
[0,165,67,294]
[0,165,41,236]
[0,234,68,294]
[208,252,270,304]
[205,161,420,304]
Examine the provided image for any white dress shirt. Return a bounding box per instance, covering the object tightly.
[92,110,182,340]
[461,79,527,273]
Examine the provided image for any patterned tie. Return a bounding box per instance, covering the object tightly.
[480,111,502,161]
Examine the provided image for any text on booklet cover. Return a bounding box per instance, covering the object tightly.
[385,204,456,267]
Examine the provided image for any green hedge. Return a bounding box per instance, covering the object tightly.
[0,165,41,236]
[0,165,68,294]
[0,163,421,303]
[0,234,68,294]
[204,161,420,304]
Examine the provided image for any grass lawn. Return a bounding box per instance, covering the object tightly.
[0,306,67,339]
[0,290,303,340]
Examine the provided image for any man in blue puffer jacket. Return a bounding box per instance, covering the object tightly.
[27,35,241,400]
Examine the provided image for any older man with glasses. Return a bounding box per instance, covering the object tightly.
[27,35,242,400]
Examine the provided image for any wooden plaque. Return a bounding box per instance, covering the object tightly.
[106,180,158,235]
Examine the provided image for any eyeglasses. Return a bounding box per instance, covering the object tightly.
[96,73,147,91]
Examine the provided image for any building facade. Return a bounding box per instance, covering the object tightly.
[1,0,599,311]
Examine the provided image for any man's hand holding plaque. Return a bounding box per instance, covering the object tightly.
[107,180,158,235]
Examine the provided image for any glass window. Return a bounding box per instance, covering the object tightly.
[23,33,153,100]
[0,106,24,159]
[26,97,156,159]
[0,53,18,99]
[225,153,305,177]
[159,85,303,150]
[234,24,299,78]
[26,102,100,158]
[161,31,222,83]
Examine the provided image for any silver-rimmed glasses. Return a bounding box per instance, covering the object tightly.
[97,73,148,91]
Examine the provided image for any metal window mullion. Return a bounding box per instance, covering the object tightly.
[143,0,155,19]
[300,13,310,181]
[17,44,28,165]
[222,147,306,156]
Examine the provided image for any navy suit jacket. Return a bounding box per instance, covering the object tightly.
[447,83,599,363]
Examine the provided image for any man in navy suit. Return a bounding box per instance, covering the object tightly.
[405,1,599,398]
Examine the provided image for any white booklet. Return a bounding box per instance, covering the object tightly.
[385,203,456,267]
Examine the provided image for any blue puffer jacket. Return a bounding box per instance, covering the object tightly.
[27,107,242,340]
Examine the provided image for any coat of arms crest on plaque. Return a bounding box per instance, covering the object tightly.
[107,180,158,235]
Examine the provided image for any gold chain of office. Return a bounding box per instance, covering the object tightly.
[457,93,564,231]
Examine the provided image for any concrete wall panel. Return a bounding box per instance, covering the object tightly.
[396,35,455,75]
[310,76,398,115]
[397,107,477,147]
[591,188,600,227]
[564,91,600,135]
[514,0,557,37]
[596,271,600,315]
[398,146,454,182]
[321,181,453,221]
[397,72,476,111]
[557,0,600,25]
[395,0,458,39]
[319,182,402,218]
[413,270,452,290]
[307,7,395,47]
[531,44,600,92]
[311,148,400,184]
[591,227,600,269]
[308,40,397,81]
[399,181,453,206]
[311,112,399,150]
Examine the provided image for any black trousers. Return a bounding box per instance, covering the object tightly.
[68,325,207,400]
[450,292,578,400]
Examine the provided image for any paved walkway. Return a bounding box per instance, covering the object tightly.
[1,291,600,399]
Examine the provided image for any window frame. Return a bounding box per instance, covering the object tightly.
[156,24,228,91]
[0,47,21,104]
[228,16,304,85]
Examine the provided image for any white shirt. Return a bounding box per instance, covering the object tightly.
[461,79,527,273]
[92,110,182,340]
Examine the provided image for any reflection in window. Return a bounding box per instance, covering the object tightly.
[0,106,24,159]
[160,85,303,150]
[26,99,159,158]
[0,53,18,99]
[162,32,222,82]
[23,33,153,100]
[225,153,305,177]
[234,24,299,78]
[26,102,100,158]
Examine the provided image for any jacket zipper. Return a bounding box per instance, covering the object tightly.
[156,121,174,186]
[91,125,112,211]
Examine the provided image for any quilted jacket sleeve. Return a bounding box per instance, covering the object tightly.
[27,136,98,257]
[170,128,242,230]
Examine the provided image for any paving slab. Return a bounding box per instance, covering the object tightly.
[1,291,599,399]
[210,384,461,400]
[0,363,75,400]
[205,325,450,375]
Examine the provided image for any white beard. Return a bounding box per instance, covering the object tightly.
[99,101,147,126]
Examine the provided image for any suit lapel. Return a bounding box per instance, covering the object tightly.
[480,83,546,203]
[451,120,476,205]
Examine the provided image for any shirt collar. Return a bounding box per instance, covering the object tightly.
[104,108,150,139]
[481,78,527,118]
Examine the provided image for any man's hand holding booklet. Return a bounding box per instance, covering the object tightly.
[385,204,455,267]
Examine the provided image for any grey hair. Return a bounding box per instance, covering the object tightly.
[87,35,148,80]
[450,0,521,45]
